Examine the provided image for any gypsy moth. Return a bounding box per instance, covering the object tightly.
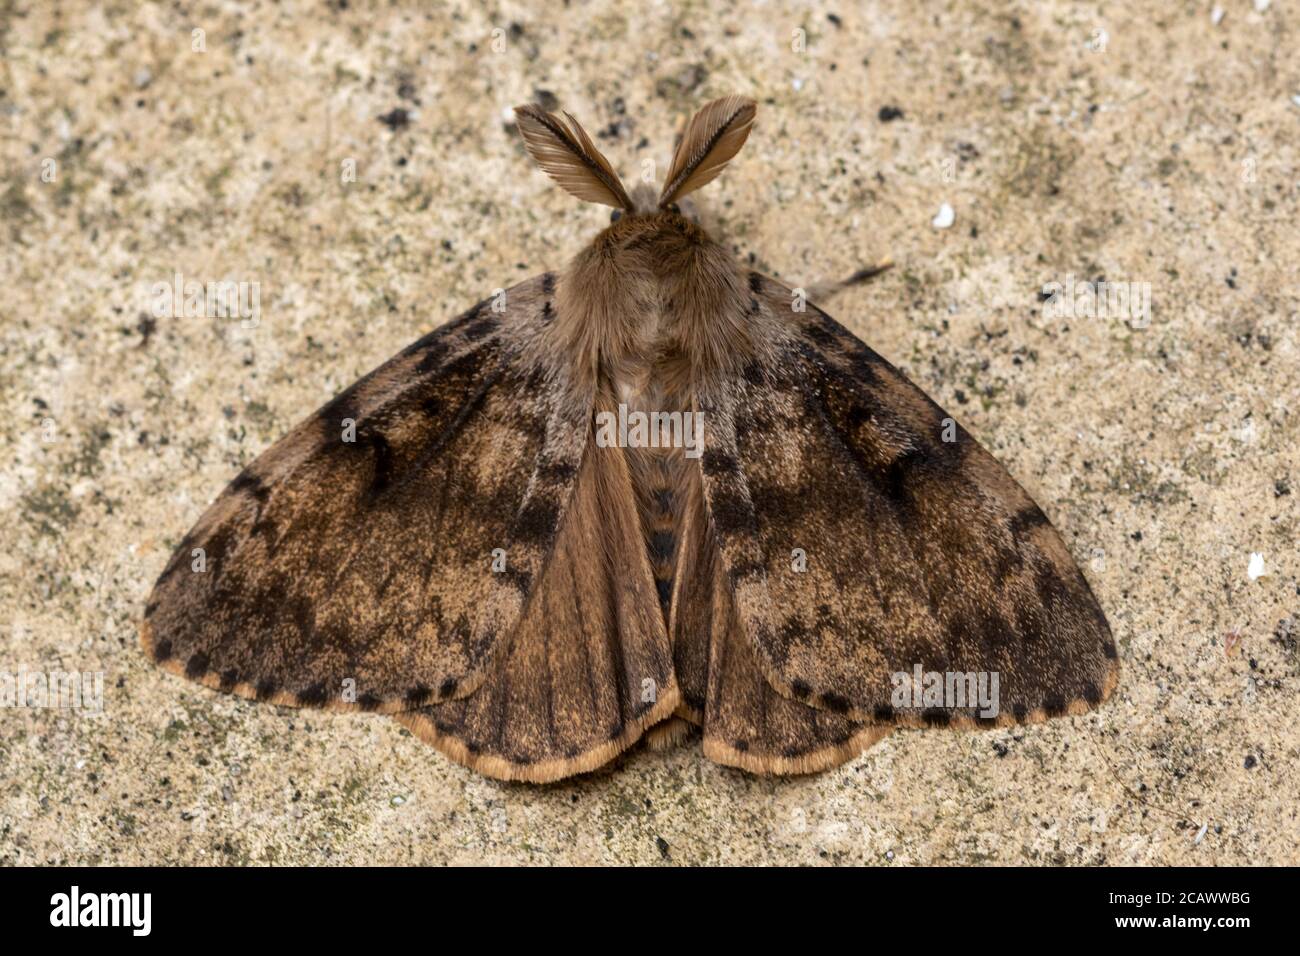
[143,96,1117,781]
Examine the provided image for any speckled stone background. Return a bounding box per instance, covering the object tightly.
[2,0,1297,866]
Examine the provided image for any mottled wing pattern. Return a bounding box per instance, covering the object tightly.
[142,274,590,715]
[702,600,892,775]
[398,409,679,782]
[672,470,890,773]
[693,273,1119,728]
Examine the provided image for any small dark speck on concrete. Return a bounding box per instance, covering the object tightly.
[532,88,559,112]
[827,13,843,28]
[879,105,904,122]
[1244,754,1257,769]
[599,118,630,140]
[655,836,670,859]
[378,108,411,131]
[136,314,157,346]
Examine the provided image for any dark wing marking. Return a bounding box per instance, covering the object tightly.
[142,274,590,714]
[694,273,1119,727]
[397,415,678,782]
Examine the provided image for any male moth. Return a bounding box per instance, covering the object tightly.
[143,96,1118,782]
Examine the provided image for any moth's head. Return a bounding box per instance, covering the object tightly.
[513,95,755,243]
[594,183,705,249]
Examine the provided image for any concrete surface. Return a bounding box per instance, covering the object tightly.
[1,0,1297,865]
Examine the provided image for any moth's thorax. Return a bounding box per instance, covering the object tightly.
[553,214,760,393]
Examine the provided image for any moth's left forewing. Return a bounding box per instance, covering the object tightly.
[694,274,1119,729]
[397,395,680,782]
[142,273,590,714]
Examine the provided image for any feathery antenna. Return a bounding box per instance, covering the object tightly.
[514,104,634,210]
[659,95,757,206]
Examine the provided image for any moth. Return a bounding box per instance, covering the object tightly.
[143,96,1119,782]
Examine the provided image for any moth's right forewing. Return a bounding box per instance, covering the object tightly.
[142,273,590,714]
[671,463,890,774]
[694,275,1119,728]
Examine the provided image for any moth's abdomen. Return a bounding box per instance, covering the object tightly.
[644,466,678,610]
[616,375,692,626]
[624,443,686,623]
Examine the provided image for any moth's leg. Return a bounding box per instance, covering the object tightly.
[804,259,893,304]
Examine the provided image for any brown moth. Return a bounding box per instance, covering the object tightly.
[142,96,1119,782]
